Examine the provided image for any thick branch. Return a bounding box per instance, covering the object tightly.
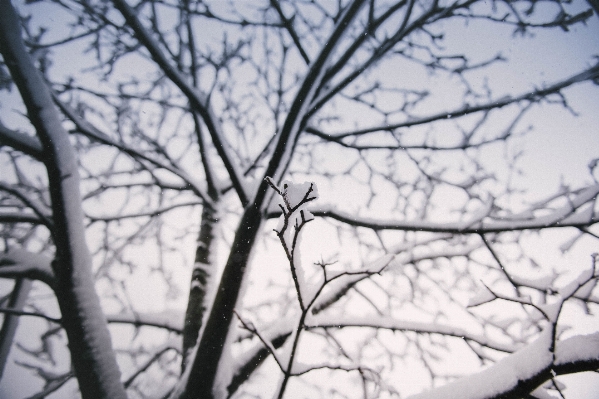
[181,205,218,369]
[0,278,32,378]
[0,3,126,397]
[409,330,599,399]
[259,0,368,191]
[175,3,369,397]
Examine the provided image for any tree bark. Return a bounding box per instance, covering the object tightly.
[182,205,218,369]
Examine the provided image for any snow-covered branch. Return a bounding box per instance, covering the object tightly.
[409,330,599,399]
[0,2,126,396]
[314,184,599,233]
[306,315,517,353]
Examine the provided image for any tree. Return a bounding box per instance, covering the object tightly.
[0,0,598,398]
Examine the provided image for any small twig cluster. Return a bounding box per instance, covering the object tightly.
[234,178,389,398]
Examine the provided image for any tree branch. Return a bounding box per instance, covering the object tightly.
[111,0,249,206]
[0,2,127,397]
[408,330,599,399]
[311,62,599,140]
[0,119,44,161]
[313,184,599,233]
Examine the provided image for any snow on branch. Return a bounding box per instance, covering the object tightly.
[308,61,599,140]
[313,184,599,233]
[266,177,319,310]
[469,254,599,324]
[305,314,517,353]
[409,329,599,399]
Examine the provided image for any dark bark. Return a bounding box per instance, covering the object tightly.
[181,205,218,369]
[180,203,263,398]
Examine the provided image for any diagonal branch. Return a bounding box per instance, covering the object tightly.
[306,315,517,353]
[0,182,53,228]
[0,248,55,290]
[0,2,127,397]
[176,4,370,397]
[111,0,249,206]
[270,0,310,65]
[408,330,599,399]
[258,0,369,199]
[312,62,599,139]
[0,278,32,378]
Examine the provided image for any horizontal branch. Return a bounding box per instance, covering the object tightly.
[0,211,45,225]
[306,314,517,353]
[0,307,61,324]
[87,200,202,222]
[106,312,183,335]
[313,184,599,233]
[0,306,184,336]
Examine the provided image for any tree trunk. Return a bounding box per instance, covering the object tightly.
[182,204,218,369]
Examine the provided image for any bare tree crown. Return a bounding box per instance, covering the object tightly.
[0,0,598,398]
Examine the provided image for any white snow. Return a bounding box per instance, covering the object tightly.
[408,328,554,399]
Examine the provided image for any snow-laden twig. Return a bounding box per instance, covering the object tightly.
[408,329,599,399]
